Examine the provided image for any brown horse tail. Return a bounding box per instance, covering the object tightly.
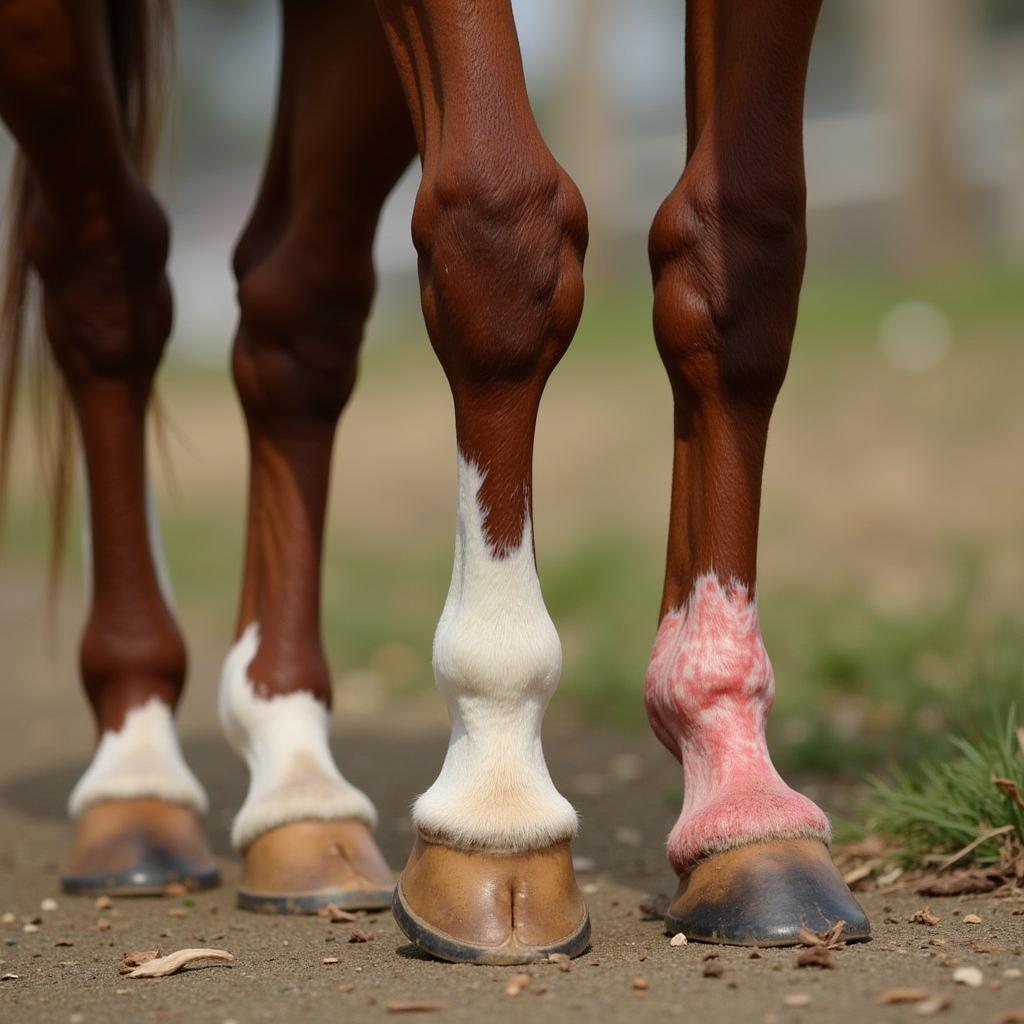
[0,0,173,592]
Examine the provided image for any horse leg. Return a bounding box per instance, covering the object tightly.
[218,0,416,912]
[0,1,216,892]
[375,0,589,964]
[644,0,869,944]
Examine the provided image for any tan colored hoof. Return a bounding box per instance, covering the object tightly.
[237,819,394,913]
[393,835,590,965]
[665,838,871,946]
[61,799,219,895]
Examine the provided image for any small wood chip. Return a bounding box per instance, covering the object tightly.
[127,948,234,978]
[506,973,531,996]
[917,871,1000,896]
[166,908,188,919]
[162,883,188,897]
[796,946,834,969]
[910,907,941,926]
[1,973,18,981]
[631,976,649,991]
[385,1000,444,1014]
[318,903,358,923]
[783,993,812,1007]
[119,949,160,975]
[703,961,724,978]
[992,776,1024,810]
[670,932,687,947]
[547,952,571,972]
[963,914,982,925]
[994,1012,1024,1024]
[348,928,372,943]
[876,983,933,999]
[94,896,113,911]
[798,920,846,949]
[323,957,339,965]
[54,939,74,947]
[914,995,953,1016]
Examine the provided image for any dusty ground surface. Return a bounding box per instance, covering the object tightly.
[1,700,1022,1024]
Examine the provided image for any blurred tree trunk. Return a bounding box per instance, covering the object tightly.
[1000,37,1024,260]
[559,0,615,284]
[859,0,982,272]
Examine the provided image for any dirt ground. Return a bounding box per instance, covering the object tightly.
[1,688,1022,1024]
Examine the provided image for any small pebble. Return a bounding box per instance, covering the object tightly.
[505,973,531,997]
[670,933,687,947]
[1004,968,1022,979]
[962,914,982,925]
[783,993,812,1008]
[40,898,58,913]
[631,976,649,992]
[322,957,339,965]
[953,966,983,988]
[22,923,39,934]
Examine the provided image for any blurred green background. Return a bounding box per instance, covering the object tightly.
[1,0,1022,783]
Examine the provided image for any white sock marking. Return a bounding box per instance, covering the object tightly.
[68,697,208,818]
[412,453,577,852]
[219,622,377,851]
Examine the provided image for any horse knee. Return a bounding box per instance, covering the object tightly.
[412,158,587,390]
[649,184,806,412]
[232,233,375,424]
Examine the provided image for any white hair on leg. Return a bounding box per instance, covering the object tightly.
[219,623,377,851]
[412,453,577,853]
[68,698,208,817]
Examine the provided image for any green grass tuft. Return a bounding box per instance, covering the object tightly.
[866,708,1024,869]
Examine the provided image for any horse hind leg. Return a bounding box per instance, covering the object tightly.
[0,0,216,893]
[376,0,589,964]
[217,0,416,913]
[645,0,868,945]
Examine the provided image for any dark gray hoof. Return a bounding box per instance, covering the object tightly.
[665,839,871,947]
[62,857,220,896]
[237,886,393,914]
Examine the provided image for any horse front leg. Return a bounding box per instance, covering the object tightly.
[644,0,869,945]
[376,0,590,965]
[217,0,416,913]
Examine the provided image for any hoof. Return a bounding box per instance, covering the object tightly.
[665,838,870,946]
[237,819,394,914]
[393,835,590,965]
[61,798,219,896]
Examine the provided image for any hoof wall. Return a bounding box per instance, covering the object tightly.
[665,839,870,947]
[393,836,590,965]
[238,819,394,915]
[61,799,219,896]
